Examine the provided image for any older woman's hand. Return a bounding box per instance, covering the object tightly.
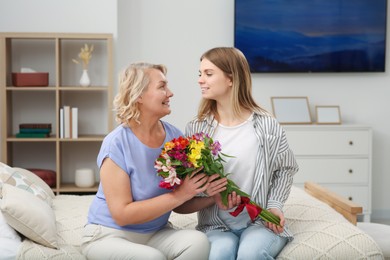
[204,174,227,197]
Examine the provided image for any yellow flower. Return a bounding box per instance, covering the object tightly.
[164,141,175,151]
[188,140,204,167]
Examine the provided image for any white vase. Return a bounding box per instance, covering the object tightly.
[79,69,91,87]
[75,168,95,188]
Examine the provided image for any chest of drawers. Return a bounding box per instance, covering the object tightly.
[283,125,372,221]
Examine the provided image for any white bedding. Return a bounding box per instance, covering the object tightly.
[0,199,22,260]
[0,238,22,260]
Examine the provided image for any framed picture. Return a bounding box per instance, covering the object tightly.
[316,106,341,124]
[271,97,312,124]
[234,0,387,73]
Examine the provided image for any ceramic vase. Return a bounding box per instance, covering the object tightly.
[75,168,95,188]
[79,69,91,87]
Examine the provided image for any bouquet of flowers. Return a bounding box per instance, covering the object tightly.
[154,132,281,226]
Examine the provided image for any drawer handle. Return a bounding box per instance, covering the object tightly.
[349,141,354,146]
[348,196,353,201]
[349,169,353,174]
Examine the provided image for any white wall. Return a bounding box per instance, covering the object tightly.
[1,0,389,220]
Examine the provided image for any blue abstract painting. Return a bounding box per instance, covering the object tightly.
[234,0,387,72]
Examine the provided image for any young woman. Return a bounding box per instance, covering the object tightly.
[81,62,210,260]
[183,47,299,259]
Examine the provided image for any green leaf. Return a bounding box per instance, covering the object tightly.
[220,152,235,158]
[220,190,229,206]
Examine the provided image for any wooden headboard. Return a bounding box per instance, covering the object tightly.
[304,182,363,225]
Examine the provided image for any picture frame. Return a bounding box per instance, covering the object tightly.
[315,106,341,125]
[271,96,312,124]
[234,0,387,73]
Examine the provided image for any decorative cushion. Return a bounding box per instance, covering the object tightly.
[16,195,94,259]
[14,167,56,197]
[0,162,54,205]
[0,184,58,249]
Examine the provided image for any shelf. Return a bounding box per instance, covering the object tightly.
[60,135,105,142]
[1,32,113,195]
[6,136,105,142]
[6,86,56,91]
[59,87,108,91]
[7,136,57,142]
[57,183,99,193]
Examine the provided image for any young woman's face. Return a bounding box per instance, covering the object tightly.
[198,58,232,101]
[138,68,173,118]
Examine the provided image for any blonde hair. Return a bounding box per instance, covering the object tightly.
[114,62,167,125]
[197,47,268,120]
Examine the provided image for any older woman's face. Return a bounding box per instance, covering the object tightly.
[138,68,173,118]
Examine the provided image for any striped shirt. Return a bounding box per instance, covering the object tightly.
[184,112,299,240]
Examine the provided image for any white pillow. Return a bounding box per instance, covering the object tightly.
[0,206,22,260]
[0,237,22,260]
[0,184,58,249]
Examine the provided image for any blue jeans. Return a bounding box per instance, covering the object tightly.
[206,225,288,260]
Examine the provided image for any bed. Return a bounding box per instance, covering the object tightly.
[0,164,384,259]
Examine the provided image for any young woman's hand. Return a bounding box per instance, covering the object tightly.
[265,208,285,234]
[213,191,241,210]
[204,174,241,210]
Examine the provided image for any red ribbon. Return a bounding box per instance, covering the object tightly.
[229,196,262,221]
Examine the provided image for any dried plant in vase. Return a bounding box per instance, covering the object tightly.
[72,44,94,87]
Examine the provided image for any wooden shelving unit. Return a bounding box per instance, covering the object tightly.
[0,32,114,194]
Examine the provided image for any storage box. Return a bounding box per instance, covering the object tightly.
[12,72,49,87]
[27,168,57,188]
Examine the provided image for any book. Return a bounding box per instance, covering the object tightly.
[16,132,50,138]
[63,106,71,138]
[19,123,51,129]
[71,107,78,138]
[60,108,64,138]
[19,128,51,134]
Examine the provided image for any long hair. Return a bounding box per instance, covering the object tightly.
[197,47,269,120]
[113,62,167,125]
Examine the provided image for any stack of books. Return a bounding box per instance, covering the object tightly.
[59,106,78,139]
[16,123,52,138]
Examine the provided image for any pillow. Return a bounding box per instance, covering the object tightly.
[0,237,22,260]
[13,167,55,198]
[0,184,58,249]
[0,162,53,205]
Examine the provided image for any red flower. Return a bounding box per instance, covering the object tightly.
[159,181,176,190]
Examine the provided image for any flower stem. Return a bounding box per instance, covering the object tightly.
[259,208,281,226]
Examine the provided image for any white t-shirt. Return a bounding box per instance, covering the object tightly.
[213,113,258,230]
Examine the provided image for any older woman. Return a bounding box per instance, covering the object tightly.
[81,62,210,260]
